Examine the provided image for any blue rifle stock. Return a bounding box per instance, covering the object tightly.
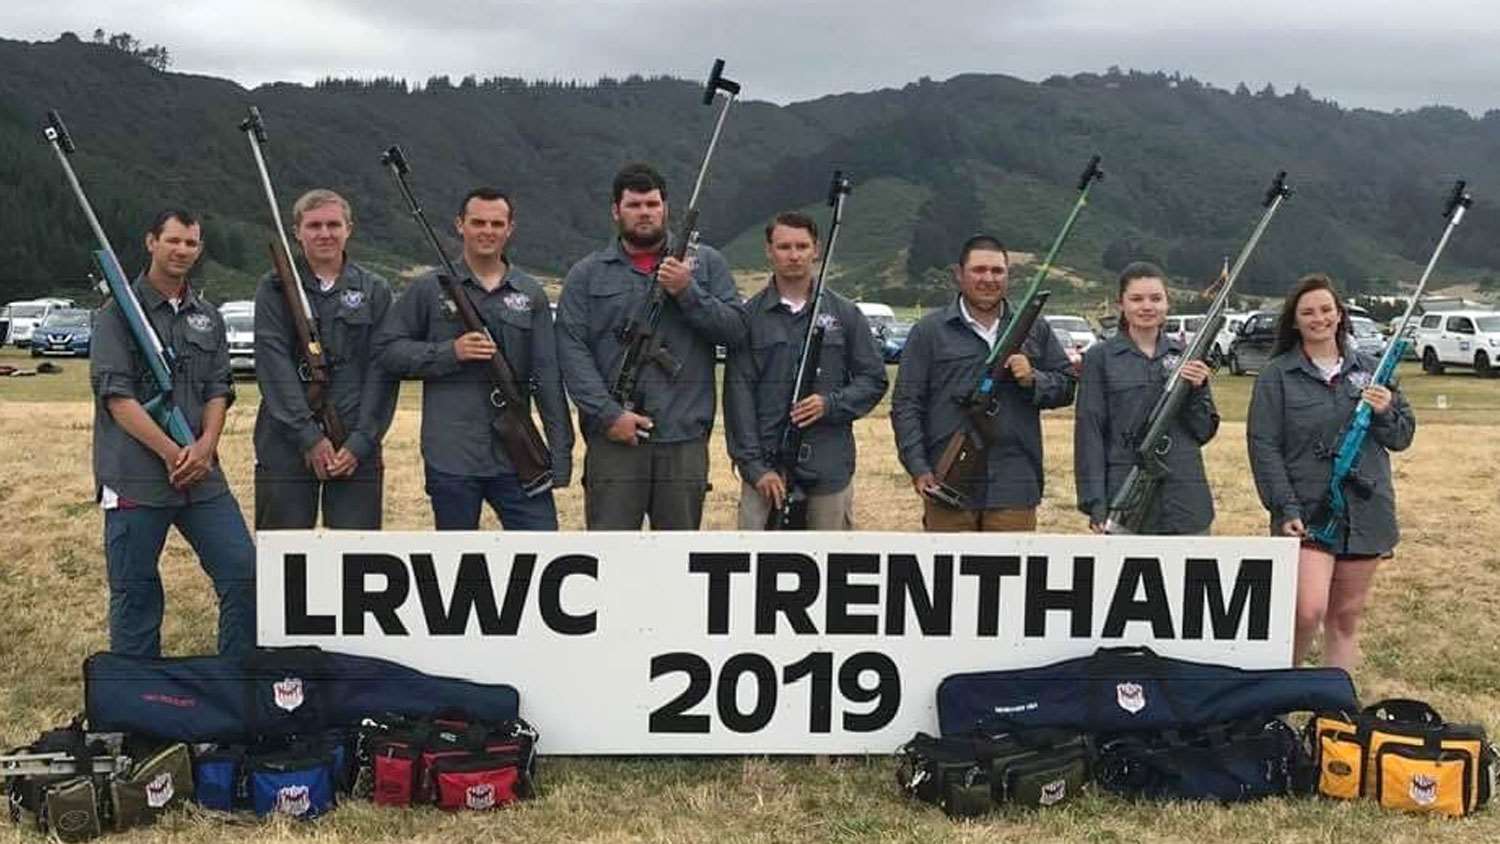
[1307,179,1472,548]
[43,108,194,447]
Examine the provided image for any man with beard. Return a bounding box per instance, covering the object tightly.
[254,189,398,529]
[375,187,572,530]
[556,162,746,529]
[90,209,255,655]
[723,211,888,529]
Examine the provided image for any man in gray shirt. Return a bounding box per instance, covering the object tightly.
[724,211,888,529]
[891,235,1075,531]
[254,189,398,529]
[91,209,255,656]
[375,187,572,530]
[556,163,746,529]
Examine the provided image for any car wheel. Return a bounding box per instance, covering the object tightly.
[1228,353,1243,376]
[1422,347,1445,375]
[1476,351,1493,378]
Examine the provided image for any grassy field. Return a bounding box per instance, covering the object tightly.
[0,347,1497,842]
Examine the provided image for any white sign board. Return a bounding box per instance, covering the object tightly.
[258,531,1296,754]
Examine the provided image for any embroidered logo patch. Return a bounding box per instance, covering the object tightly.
[1039,778,1067,806]
[185,313,213,333]
[1410,774,1438,806]
[340,289,365,309]
[146,772,174,808]
[816,313,840,331]
[465,783,496,810]
[273,677,304,712]
[1161,353,1182,373]
[1116,682,1147,714]
[503,292,532,312]
[275,785,312,816]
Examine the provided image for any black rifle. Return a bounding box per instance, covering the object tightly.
[238,106,347,448]
[609,58,741,441]
[1103,171,1292,533]
[926,155,1104,509]
[380,145,554,497]
[765,171,854,530]
[43,109,195,446]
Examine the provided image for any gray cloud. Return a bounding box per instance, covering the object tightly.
[5,0,1497,113]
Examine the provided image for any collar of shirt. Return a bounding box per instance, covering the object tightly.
[957,297,1002,349]
[459,258,518,295]
[133,274,200,315]
[1107,329,1177,360]
[606,237,669,271]
[765,275,811,314]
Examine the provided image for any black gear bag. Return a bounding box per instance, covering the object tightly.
[938,646,1357,736]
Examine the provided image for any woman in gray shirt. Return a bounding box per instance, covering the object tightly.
[1247,273,1416,669]
[1075,262,1219,534]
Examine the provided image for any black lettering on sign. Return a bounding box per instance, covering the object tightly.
[1182,558,1272,640]
[411,552,504,635]
[1024,556,1094,637]
[840,652,901,732]
[689,552,750,635]
[886,554,953,636]
[755,553,819,635]
[826,553,880,635]
[783,652,834,733]
[717,654,778,733]
[343,553,410,635]
[649,652,712,733]
[496,552,535,634]
[539,554,598,635]
[960,555,1021,637]
[284,554,335,635]
[1102,557,1175,638]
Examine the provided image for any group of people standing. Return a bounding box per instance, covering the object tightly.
[88,161,1415,674]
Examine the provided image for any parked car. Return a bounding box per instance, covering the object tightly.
[224,311,255,376]
[219,300,255,317]
[1042,314,1099,354]
[880,321,913,363]
[1163,314,1208,350]
[857,302,898,340]
[28,308,92,357]
[1209,312,1249,365]
[1413,310,1500,377]
[1347,315,1386,359]
[1226,310,1277,375]
[5,299,72,348]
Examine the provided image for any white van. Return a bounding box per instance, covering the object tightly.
[4,299,73,348]
[1413,310,1500,377]
[856,302,897,338]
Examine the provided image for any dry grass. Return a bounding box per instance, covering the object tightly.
[1,351,1498,841]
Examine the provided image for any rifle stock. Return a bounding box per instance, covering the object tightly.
[266,238,346,448]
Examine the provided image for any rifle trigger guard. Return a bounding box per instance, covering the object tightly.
[489,388,508,410]
[797,443,812,463]
[296,361,311,383]
[1152,434,1172,457]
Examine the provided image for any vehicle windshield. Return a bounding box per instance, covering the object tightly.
[10,304,46,318]
[887,322,912,339]
[1183,316,1206,331]
[1350,319,1380,338]
[41,310,89,328]
[225,314,253,332]
[1476,316,1500,333]
[1051,317,1091,333]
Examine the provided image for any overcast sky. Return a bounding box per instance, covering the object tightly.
[6,0,1497,114]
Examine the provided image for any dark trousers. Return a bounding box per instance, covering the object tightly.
[103,491,256,657]
[583,436,708,530]
[255,457,384,530]
[424,465,559,531]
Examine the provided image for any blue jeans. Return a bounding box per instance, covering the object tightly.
[104,491,257,657]
[424,466,558,531]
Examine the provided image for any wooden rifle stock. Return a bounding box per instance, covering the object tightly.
[267,240,346,448]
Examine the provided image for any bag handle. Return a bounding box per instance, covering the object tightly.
[1362,698,1444,726]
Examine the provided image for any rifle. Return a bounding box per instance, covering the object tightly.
[609,58,741,441]
[380,144,554,497]
[1103,171,1293,534]
[42,109,195,447]
[238,106,347,448]
[925,155,1104,509]
[1306,180,1472,548]
[765,170,854,530]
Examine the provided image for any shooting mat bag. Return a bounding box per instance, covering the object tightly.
[85,647,520,744]
[938,646,1357,736]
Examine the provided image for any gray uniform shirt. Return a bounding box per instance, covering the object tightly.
[253,258,399,468]
[891,298,1076,509]
[723,280,889,494]
[1247,349,1416,556]
[90,277,235,507]
[373,262,573,483]
[1074,332,1219,533]
[556,239,746,442]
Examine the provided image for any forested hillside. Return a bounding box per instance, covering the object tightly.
[3,33,1498,305]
